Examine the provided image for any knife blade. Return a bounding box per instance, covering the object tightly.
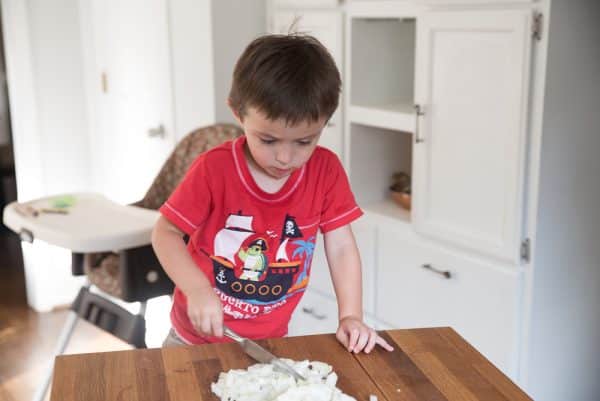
[223,326,306,381]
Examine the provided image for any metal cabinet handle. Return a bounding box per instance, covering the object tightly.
[421,263,452,279]
[302,307,327,320]
[148,124,166,138]
[414,104,425,144]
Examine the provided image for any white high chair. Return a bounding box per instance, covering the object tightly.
[2,123,243,401]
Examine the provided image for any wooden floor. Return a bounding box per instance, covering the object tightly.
[0,232,132,401]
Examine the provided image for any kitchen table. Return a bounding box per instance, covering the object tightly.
[50,327,532,400]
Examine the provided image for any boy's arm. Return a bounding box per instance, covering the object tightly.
[324,224,393,353]
[324,224,363,320]
[151,215,223,337]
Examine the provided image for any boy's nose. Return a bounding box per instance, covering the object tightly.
[275,146,293,165]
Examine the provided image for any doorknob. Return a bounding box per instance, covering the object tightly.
[147,124,166,138]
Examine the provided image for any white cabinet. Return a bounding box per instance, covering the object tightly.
[288,288,339,336]
[376,227,521,373]
[345,6,417,218]
[343,0,533,382]
[287,1,600,399]
[413,9,534,263]
[270,7,344,159]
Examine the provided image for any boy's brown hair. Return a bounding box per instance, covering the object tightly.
[229,34,341,125]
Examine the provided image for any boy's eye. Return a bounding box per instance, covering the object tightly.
[260,138,276,145]
[297,140,313,146]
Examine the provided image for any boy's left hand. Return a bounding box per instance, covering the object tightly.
[336,316,394,354]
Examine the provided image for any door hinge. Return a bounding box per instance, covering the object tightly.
[532,12,543,41]
[520,238,531,263]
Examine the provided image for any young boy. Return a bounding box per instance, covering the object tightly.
[152,34,393,354]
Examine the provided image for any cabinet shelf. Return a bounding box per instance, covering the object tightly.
[349,17,415,118]
[349,103,415,132]
[363,198,411,225]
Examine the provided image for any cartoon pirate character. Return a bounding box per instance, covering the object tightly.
[238,238,269,281]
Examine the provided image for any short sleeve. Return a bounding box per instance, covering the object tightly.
[159,155,212,235]
[319,153,363,233]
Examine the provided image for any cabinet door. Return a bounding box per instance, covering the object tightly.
[271,10,344,159]
[376,229,522,375]
[413,10,533,263]
[288,288,339,336]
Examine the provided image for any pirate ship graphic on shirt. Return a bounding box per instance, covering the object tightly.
[210,212,305,303]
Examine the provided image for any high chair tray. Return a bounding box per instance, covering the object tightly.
[2,193,159,252]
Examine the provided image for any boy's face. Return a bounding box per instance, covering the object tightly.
[233,107,326,180]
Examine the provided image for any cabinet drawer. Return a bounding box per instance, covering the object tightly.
[376,232,522,374]
[288,289,338,336]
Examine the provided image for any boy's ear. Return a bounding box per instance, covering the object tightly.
[227,98,243,126]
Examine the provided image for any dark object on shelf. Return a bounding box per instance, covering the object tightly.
[390,172,411,210]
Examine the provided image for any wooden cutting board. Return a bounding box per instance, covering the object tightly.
[50,327,532,400]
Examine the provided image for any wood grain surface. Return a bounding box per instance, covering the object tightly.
[50,328,532,401]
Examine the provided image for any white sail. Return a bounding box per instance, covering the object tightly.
[225,214,253,231]
[275,238,289,262]
[214,214,254,263]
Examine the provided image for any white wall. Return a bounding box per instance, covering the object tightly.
[527,1,600,400]
[2,0,266,311]
[1,0,90,310]
[29,1,90,194]
[2,0,90,199]
[170,0,267,137]
[0,21,10,147]
[169,0,216,141]
[212,0,267,123]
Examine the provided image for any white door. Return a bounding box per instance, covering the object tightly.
[413,10,533,263]
[82,0,175,204]
[272,10,344,159]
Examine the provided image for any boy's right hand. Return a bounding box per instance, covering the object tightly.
[186,285,224,337]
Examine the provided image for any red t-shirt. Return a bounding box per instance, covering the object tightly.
[159,136,363,344]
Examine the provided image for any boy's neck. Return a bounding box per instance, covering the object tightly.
[243,144,290,194]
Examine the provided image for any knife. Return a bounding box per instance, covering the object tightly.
[223,326,306,381]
